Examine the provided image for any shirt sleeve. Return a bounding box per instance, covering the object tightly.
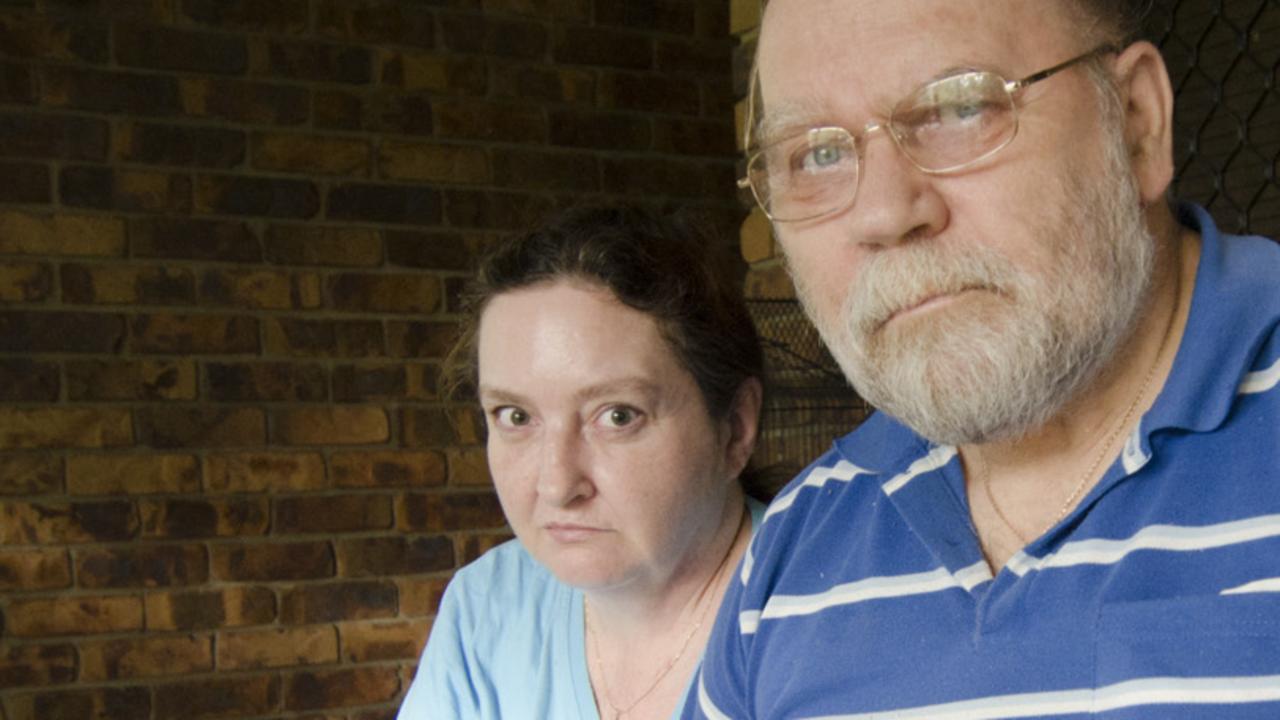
[396,578,484,720]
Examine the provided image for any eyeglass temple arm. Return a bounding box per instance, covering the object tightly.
[1005,44,1120,93]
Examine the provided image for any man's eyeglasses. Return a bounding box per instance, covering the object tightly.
[738,45,1119,223]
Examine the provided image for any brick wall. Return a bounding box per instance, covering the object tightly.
[0,1,741,718]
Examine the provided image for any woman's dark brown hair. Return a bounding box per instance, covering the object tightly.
[446,204,779,498]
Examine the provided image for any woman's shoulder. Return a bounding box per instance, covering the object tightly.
[446,539,572,617]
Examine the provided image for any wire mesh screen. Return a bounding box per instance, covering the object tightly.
[747,299,870,476]
[1151,0,1280,237]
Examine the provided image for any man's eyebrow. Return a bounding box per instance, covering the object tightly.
[754,103,823,148]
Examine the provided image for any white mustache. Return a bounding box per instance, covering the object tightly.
[847,244,1022,336]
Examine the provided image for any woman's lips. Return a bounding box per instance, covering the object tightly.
[544,523,607,542]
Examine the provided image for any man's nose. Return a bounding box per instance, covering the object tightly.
[844,128,949,248]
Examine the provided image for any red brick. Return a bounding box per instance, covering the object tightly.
[332,363,407,401]
[0,358,58,402]
[0,643,77,689]
[601,155,720,196]
[286,666,401,711]
[491,147,599,191]
[115,121,245,168]
[140,497,270,538]
[264,317,385,357]
[314,88,365,131]
[657,37,731,75]
[59,165,192,213]
[315,0,436,48]
[439,14,546,58]
[0,408,131,450]
[275,495,393,534]
[199,268,319,310]
[553,25,653,69]
[397,576,450,617]
[448,447,492,486]
[137,407,265,449]
[0,14,108,63]
[331,450,446,489]
[386,320,459,359]
[441,188,553,230]
[76,544,209,589]
[204,452,327,493]
[80,633,213,681]
[195,174,320,219]
[129,217,262,262]
[653,116,736,156]
[67,454,200,495]
[145,586,276,631]
[598,71,699,114]
[6,594,143,637]
[406,363,443,400]
[42,0,174,21]
[115,22,247,75]
[0,454,62,496]
[337,535,454,577]
[130,313,259,354]
[379,50,485,94]
[279,580,397,624]
[153,674,281,720]
[1,499,137,544]
[595,0,694,33]
[205,361,327,402]
[402,408,459,447]
[384,229,475,270]
[491,61,595,103]
[479,0,590,20]
[328,272,442,314]
[364,93,435,136]
[211,541,334,582]
[0,161,49,202]
[378,140,489,184]
[0,547,71,591]
[251,132,371,176]
[61,263,194,305]
[0,210,124,256]
[218,625,337,670]
[179,76,309,125]
[42,65,181,116]
[66,359,197,401]
[0,60,34,105]
[264,224,382,267]
[549,108,651,150]
[274,407,389,446]
[0,310,125,353]
[399,492,506,533]
[432,98,548,143]
[178,0,310,34]
[339,619,431,662]
[326,183,442,225]
[0,262,50,301]
[4,686,151,720]
[252,39,372,84]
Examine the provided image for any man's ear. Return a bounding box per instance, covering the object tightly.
[723,377,763,480]
[1112,41,1176,205]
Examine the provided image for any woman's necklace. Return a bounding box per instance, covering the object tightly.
[977,285,1179,549]
[584,507,746,720]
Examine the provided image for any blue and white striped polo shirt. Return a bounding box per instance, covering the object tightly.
[687,204,1280,719]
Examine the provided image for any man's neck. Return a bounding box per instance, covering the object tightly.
[964,215,1201,569]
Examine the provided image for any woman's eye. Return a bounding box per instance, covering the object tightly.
[603,406,640,428]
[493,406,530,428]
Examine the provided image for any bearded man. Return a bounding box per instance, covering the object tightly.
[686,0,1280,717]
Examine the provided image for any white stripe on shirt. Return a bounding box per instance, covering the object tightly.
[1238,355,1280,395]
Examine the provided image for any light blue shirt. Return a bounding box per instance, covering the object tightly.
[399,498,766,720]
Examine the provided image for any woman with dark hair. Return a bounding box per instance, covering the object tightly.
[397,205,769,720]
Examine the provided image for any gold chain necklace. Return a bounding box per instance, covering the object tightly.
[977,290,1179,547]
[584,508,745,720]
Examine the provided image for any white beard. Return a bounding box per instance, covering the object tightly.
[799,109,1156,445]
